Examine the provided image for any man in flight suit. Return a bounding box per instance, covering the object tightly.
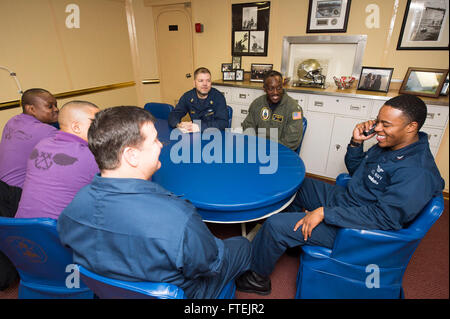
[236,94,444,295]
[168,67,228,132]
[241,70,304,151]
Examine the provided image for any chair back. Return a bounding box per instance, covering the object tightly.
[227,105,233,128]
[144,102,174,120]
[296,116,307,154]
[78,265,186,299]
[0,217,93,299]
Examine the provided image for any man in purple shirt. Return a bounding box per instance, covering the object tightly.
[15,100,99,219]
[0,88,59,188]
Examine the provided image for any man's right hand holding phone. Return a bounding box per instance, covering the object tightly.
[351,120,377,146]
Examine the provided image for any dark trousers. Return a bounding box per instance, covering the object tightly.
[250,177,342,276]
[0,180,21,290]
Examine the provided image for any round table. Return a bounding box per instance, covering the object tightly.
[152,119,305,235]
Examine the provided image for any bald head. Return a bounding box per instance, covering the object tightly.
[58,100,100,141]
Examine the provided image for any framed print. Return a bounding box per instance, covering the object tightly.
[357,66,394,93]
[223,71,236,81]
[250,63,273,82]
[235,69,244,81]
[399,67,449,97]
[222,63,233,72]
[232,56,242,69]
[397,0,449,50]
[306,0,352,33]
[232,2,270,56]
[440,74,449,95]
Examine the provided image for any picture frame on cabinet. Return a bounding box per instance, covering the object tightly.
[397,0,449,50]
[235,69,245,81]
[222,63,233,72]
[306,0,352,33]
[399,67,449,98]
[223,71,236,81]
[232,56,242,70]
[440,74,449,96]
[357,66,394,93]
[250,63,273,82]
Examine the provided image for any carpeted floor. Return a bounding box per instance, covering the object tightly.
[1,201,448,300]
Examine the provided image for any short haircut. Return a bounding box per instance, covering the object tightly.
[384,94,427,130]
[21,88,52,112]
[88,106,155,170]
[194,67,211,79]
[263,70,283,86]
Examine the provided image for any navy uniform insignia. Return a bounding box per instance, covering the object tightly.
[272,114,284,122]
[190,110,196,114]
[261,107,270,121]
[210,100,214,105]
[190,98,194,103]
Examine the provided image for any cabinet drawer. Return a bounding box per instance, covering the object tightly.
[421,126,443,147]
[425,105,449,127]
[288,92,308,108]
[308,95,370,117]
[231,88,261,105]
[214,86,233,104]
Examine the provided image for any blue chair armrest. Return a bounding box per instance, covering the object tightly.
[336,173,351,187]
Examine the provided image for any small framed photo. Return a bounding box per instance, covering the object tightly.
[235,69,244,81]
[440,74,449,96]
[357,67,394,93]
[222,63,233,72]
[397,0,449,50]
[399,67,449,98]
[223,70,236,81]
[250,63,273,82]
[306,0,352,33]
[232,56,241,69]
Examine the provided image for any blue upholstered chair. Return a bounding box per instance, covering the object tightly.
[144,102,174,120]
[295,116,308,155]
[227,105,233,128]
[78,265,236,299]
[0,217,93,299]
[295,173,444,299]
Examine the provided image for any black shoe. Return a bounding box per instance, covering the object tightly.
[235,270,271,295]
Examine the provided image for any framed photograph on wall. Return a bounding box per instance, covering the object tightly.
[232,56,242,69]
[306,0,352,33]
[399,67,448,97]
[357,66,394,93]
[250,63,273,82]
[232,1,270,56]
[397,0,449,50]
[222,63,233,72]
[235,69,244,81]
[223,71,236,81]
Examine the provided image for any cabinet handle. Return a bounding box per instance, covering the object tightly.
[241,109,248,114]
[427,113,435,119]
[239,93,247,99]
[350,105,361,111]
[335,144,341,151]
[314,101,324,107]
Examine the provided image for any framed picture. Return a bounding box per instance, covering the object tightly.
[357,66,394,93]
[232,2,270,56]
[399,67,449,98]
[397,0,449,50]
[235,69,244,81]
[222,63,233,72]
[223,71,236,81]
[306,0,352,33]
[250,63,273,82]
[440,74,449,95]
[232,56,242,69]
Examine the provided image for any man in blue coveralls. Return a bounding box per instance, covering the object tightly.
[236,94,445,295]
[57,106,251,299]
[168,67,229,132]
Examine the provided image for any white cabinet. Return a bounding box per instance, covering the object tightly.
[214,83,448,179]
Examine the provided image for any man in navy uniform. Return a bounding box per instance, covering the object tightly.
[236,94,444,295]
[57,106,250,299]
[168,67,228,132]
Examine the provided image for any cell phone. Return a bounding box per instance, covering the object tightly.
[363,125,376,137]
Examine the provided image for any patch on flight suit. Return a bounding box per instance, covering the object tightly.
[272,114,284,122]
[261,107,270,121]
[292,111,302,120]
